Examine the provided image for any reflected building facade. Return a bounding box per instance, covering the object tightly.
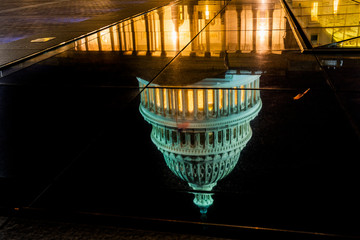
[138,71,261,214]
[289,0,360,47]
[75,0,295,55]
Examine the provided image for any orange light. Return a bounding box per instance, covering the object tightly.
[178,90,183,112]
[197,90,204,111]
[208,90,214,111]
[156,88,161,107]
[187,90,194,113]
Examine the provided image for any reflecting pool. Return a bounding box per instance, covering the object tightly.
[0,0,359,239]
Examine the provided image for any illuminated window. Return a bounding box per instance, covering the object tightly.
[207,90,214,111]
[178,90,183,113]
[241,85,245,103]
[219,90,223,109]
[100,29,112,51]
[187,90,194,113]
[149,89,155,108]
[167,90,172,112]
[197,90,204,111]
[155,88,161,108]
[224,90,229,110]
[163,89,168,110]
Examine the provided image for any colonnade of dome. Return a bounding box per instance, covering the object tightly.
[138,74,260,121]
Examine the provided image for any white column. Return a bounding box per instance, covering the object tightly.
[205,131,210,148]
[159,88,164,114]
[164,89,169,114]
[215,90,219,116]
[256,78,260,101]
[204,89,209,118]
[194,89,198,119]
[237,88,241,112]
[152,88,156,112]
[244,86,248,110]
[182,89,186,118]
[214,130,218,148]
[174,89,179,117]
[231,89,235,113]
[227,90,231,115]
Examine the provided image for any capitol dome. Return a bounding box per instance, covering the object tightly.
[138,70,262,214]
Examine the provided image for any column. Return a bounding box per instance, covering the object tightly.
[97,32,102,51]
[182,89,186,118]
[268,8,274,52]
[188,5,197,56]
[222,90,226,115]
[252,8,257,52]
[145,14,152,56]
[214,130,218,148]
[131,19,137,55]
[195,133,200,148]
[165,89,170,114]
[152,88,156,112]
[85,37,89,51]
[159,88,164,114]
[205,131,210,148]
[256,79,260,101]
[237,7,242,52]
[205,20,211,57]
[146,89,150,108]
[204,89,209,118]
[117,24,123,52]
[158,10,166,57]
[174,89,179,117]
[194,89,198,119]
[227,90,231,115]
[231,89,235,113]
[215,89,219,116]
[171,89,176,116]
[220,11,226,57]
[110,27,115,51]
[222,129,226,146]
[122,22,127,51]
[244,86,248,110]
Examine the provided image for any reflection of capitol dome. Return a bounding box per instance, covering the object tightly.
[138,71,261,214]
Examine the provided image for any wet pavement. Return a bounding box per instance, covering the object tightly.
[1,0,360,239]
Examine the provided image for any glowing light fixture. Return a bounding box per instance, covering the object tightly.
[205,5,210,20]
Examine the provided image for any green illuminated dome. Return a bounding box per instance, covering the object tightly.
[138,70,261,214]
